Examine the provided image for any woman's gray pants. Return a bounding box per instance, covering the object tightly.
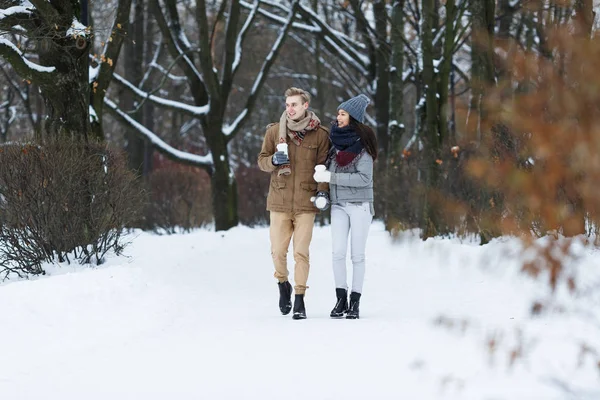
[331,202,373,294]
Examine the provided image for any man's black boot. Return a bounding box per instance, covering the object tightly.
[278,281,292,315]
[346,292,361,319]
[330,288,348,318]
[292,294,306,320]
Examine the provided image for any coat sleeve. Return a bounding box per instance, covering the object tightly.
[316,127,330,193]
[330,153,373,188]
[258,125,277,173]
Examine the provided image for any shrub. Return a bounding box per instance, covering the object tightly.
[236,164,269,226]
[141,167,212,233]
[0,139,143,279]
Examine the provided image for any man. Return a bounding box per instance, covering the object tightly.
[258,87,330,320]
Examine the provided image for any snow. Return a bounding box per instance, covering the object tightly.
[0,223,598,399]
[389,120,405,129]
[89,104,98,123]
[0,38,55,73]
[223,108,248,136]
[89,65,99,83]
[66,17,88,38]
[0,6,32,20]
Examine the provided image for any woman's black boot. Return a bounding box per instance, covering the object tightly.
[330,288,348,318]
[346,292,361,319]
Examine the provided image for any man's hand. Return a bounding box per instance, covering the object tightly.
[310,191,330,211]
[272,151,290,166]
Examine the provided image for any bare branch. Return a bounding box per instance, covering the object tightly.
[94,0,133,97]
[27,0,59,20]
[149,0,207,106]
[225,0,300,140]
[220,0,242,97]
[195,0,220,99]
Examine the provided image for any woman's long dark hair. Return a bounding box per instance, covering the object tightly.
[349,117,378,161]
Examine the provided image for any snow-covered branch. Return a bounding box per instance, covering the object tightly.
[104,97,213,171]
[239,1,318,33]
[0,5,34,32]
[288,31,363,98]
[149,0,207,105]
[0,38,55,85]
[224,0,300,140]
[112,72,210,117]
[239,0,369,75]
[231,0,259,77]
[295,3,369,70]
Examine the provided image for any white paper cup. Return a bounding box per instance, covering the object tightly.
[276,143,288,156]
[314,165,326,172]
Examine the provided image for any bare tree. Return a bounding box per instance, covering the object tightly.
[0,0,131,139]
[106,0,301,230]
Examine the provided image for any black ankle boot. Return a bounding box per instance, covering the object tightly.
[330,288,348,318]
[346,292,361,319]
[278,281,292,315]
[292,294,306,320]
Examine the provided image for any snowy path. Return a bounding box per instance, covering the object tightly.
[0,224,598,399]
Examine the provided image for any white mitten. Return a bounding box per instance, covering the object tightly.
[313,170,331,183]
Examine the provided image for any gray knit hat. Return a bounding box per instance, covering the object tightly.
[337,94,370,123]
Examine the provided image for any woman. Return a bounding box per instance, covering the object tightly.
[313,94,377,319]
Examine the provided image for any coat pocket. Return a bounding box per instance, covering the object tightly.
[270,180,286,205]
[300,143,317,165]
[300,182,317,192]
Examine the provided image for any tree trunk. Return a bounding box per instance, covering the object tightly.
[438,0,457,148]
[124,0,147,175]
[373,0,390,167]
[206,124,239,230]
[470,0,496,129]
[421,0,441,238]
[389,1,405,159]
[574,0,593,37]
[470,0,498,244]
[142,2,155,177]
[38,40,91,139]
[384,0,405,231]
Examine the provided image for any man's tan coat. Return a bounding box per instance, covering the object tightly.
[258,123,330,213]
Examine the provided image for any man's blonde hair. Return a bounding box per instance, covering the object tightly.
[284,87,311,104]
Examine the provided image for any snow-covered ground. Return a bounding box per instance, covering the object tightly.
[0,222,598,399]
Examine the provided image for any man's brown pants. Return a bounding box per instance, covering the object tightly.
[269,211,316,295]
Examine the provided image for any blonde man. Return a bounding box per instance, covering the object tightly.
[258,88,330,319]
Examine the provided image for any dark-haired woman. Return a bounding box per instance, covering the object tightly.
[313,94,378,320]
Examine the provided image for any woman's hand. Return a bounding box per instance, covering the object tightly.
[313,165,331,182]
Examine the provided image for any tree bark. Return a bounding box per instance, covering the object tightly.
[421,0,441,238]
[470,0,498,244]
[123,0,147,175]
[438,0,457,148]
